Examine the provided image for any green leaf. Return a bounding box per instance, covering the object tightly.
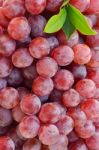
[44,8,67,33]
[62,15,75,39]
[61,0,70,8]
[67,4,97,35]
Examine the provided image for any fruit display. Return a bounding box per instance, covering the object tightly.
[0,0,99,150]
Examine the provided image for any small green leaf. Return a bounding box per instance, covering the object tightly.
[67,4,97,35]
[44,8,67,33]
[62,15,75,39]
[61,0,70,8]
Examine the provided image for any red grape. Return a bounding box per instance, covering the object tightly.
[0,136,15,150]
[23,138,42,150]
[46,0,63,12]
[39,102,62,123]
[8,17,31,41]
[36,57,58,77]
[3,0,25,19]
[54,69,74,91]
[39,124,59,145]
[62,89,81,107]
[0,57,13,78]
[12,105,25,122]
[20,94,41,115]
[12,48,33,68]
[28,15,46,37]
[75,79,96,98]
[19,115,40,138]
[56,115,74,135]
[25,0,46,15]
[32,76,54,96]
[81,98,99,122]
[51,45,74,66]
[0,87,19,109]
[49,134,68,150]
[29,37,50,59]
[0,107,13,127]
[73,44,91,64]
[0,34,16,57]
[7,68,23,87]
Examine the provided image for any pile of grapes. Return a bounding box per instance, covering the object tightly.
[0,0,99,149]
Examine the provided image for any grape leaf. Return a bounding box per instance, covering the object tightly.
[44,8,67,33]
[62,15,75,39]
[67,4,97,35]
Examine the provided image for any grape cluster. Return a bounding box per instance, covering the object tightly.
[0,0,99,150]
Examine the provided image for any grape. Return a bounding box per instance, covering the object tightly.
[19,115,40,138]
[85,14,97,27]
[49,88,63,102]
[3,0,25,19]
[70,64,87,81]
[7,68,23,87]
[39,102,62,123]
[39,124,59,145]
[46,0,63,12]
[12,105,25,122]
[87,49,99,68]
[66,31,79,48]
[68,108,87,126]
[68,131,79,143]
[54,69,74,91]
[39,95,49,103]
[73,44,91,64]
[85,0,99,14]
[20,94,41,115]
[56,115,74,135]
[32,76,54,96]
[12,48,33,68]
[0,78,7,90]
[85,129,99,150]
[29,37,50,59]
[28,15,46,37]
[57,30,79,48]
[51,45,74,66]
[86,28,99,48]
[56,30,67,45]
[0,87,19,109]
[23,138,42,150]
[0,57,13,78]
[70,0,90,12]
[8,17,31,41]
[87,68,99,88]
[81,98,99,122]
[47,36,59,50]
[62,89,81,107]
[8,128,24,149]
[0,34,16,57]
[22,65,38,80]
[0,107,13,127]
[25,0,46,15]
[49,134,68,150]
[36,57,58,77]
[75,79,96,98]
[75,120,95,138]
[0,136,15,150]
[69,139,88,150]
[17,87,29,100]
[0,7,9,28]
